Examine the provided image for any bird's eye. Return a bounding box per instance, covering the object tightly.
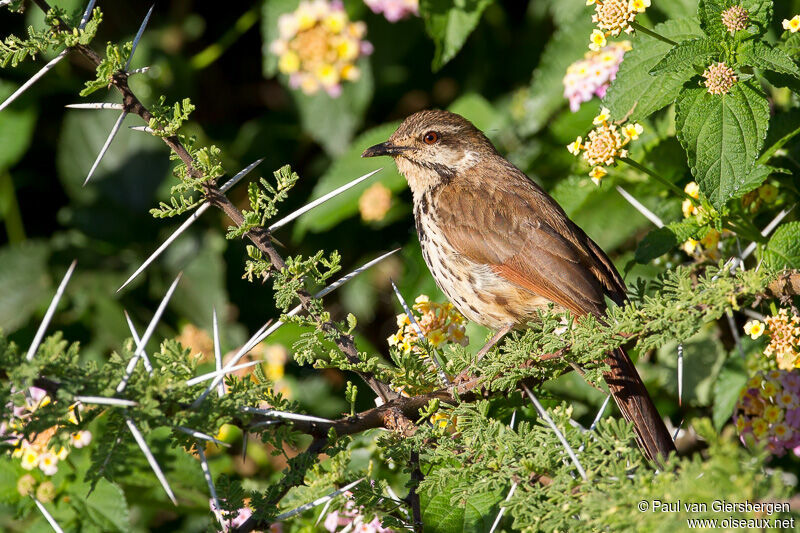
[423,131,440,145]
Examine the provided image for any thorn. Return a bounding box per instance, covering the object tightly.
[588,395,611,432]
[128,125,154,133]
[0,50,68,113]
[26,260,77,361]
[521,383,587,481]
[736,205,795,268]
[488,482,517,533]
[176,426,230,447]
[509,409,517,431]
[74,396,137,407]
[125,4,155,72]
[677,343,684,407]
[241,406,333,424]
[389,278,450,387]
[128,66,151,75]
[117,159,262,292]
[274,478,364,521]
[196,444,225,529]
[126,417,178,505]
[212,308,224,397]
[83,111,128,186]
[315,498,334,526]
[33,498,65,533]
[268,168,382,232]
[316,248,400,298]
[117,273,182,393]
[673,418,684,442]
[615,185,663,228]
[78,0,97,28]
[124,310,153,373]
[65,102,125,110]
[185,360,262,386]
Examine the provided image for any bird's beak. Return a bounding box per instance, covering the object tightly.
[361,141,410,158]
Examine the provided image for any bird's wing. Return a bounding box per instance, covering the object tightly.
[435,165,625,317]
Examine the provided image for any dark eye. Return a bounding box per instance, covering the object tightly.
[423,131,440,145]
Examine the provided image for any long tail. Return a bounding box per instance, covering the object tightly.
[604,347,675,464]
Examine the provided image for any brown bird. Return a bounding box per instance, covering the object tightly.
[362,109,675,462]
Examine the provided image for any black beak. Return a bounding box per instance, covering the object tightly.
[361,141,410,158]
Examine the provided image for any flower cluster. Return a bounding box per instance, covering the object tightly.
[567,107,642,184]
[388,295,469,353]
[734,370,800,457]
[2,387,92,479]
[359,182,393,222]
[745,309,800,370]
[783,15,800,33]
[269,0,372,97]
[563,41,630,111]
[587,0,650,50]
[364,0,418,22]
[324,491,394,532]
[721,5,749,34]
[702,62,737,96]
[209,499,283,533]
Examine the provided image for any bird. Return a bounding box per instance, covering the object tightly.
[362,109,675,463]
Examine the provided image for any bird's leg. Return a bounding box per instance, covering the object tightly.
[476,324,514,362]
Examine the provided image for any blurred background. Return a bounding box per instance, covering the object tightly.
[2,0,800,529]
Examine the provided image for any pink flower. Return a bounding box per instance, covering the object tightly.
[563,41,630,112]
[364,0,419,22]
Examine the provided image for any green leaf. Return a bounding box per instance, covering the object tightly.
[603,18,704,122]
[757,109,800,165]
[420,486,503,533]
[739,41,800,79]
[762,221,800,270]
[0,81,37,171]
[68,479,130,533]
[260,0,300,77]
[635,220,703,263]
[292,57,374,156]
[0,241,51,333]
[650,38,720,75]
[419,0,494,71]
[712,354,746,430]
[699,0,772,38]
[676,81,769,209]
[729,164,776,200]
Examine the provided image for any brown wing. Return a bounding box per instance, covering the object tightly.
[434,160,626,318]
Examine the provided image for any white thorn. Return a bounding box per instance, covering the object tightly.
[275,478,364,521]
[737,205,795,266]
[315,498,334,526]
[126,417,178,505]
[677,343,684,407]
[176,426,230,447]
[33,498,65,533]
[389,279,450,387]
[589,395,611,432]
[241,406,333,424]
[128,125,154,133]
[521,384,587,481]
[488,482,517,533]
[78,0,97,28]
[125,4,155,72]
[316,249,399,298]
[196,444,225,529]
[117,159,262,292]
[509,409,517,431]
[185,360,262,386]
[128,66,151,75]
[0,50,68,113]
[615,186,663,228]
[268,168,382,232]
[673,418,684,442]
[26,260,77,361]
[117,273,182,393]
[124,311,153,373]
[212,307,224,397]
[66,102,125,110]
[74,395,138,407]
[84,111,128,186]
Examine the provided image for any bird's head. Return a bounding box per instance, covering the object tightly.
[361,110,496,195]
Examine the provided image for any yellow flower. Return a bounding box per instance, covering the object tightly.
[681,198,696,218]
[589,166,607,185]
[335,37,359,61]
[323,11,347,33]
[295,4,318,31]
[38,452,59,476]
[744,320,765,340]
[783,15,800,33]
[751,417,768,438]
[55,446,69,460]
[764,404,783,423]
[761,380,779,399]
[315,63,340,87]
[567,137,583,155]
[20,448,39,471]
[431,412,450,429]
[340,63,360,81]
[682,239,698,255]
[684,181,700,198]
[621,122,643,141]
[629,0,650,13]
[278,51,301,74]
[589,29,607,51]
[593,106,611,125]
[428,329,446,347]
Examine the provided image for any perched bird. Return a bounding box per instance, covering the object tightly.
[362,109,675,462]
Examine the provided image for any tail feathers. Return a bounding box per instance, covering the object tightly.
[604,347,676,464]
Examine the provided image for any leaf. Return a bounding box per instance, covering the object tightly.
[739,41,800,79]
[260,0,300,78]
[603,18,704,122]
[0,241,51,333]
[757,109,800,165]
[68,479,131,533]
[420,487,503,533]
[292,57,374,156]
[419,0,494,71]
[0,81,37,171]
[635,220,703,263]
[712,354,746,430]
[649,38,720,75]
[762,221,800,270]
[676,81,769,209]
[728,164,776,200]
[699,0,772,38]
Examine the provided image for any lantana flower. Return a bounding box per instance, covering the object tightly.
[324,489,394,532]
[566,107,642,185]
[760,309,800,370]
[734,369,800,457]
[359,182,392,222]
[702,62,737,96]
[721,5,749,34]
[783,15,800,33]
[364,0,418,22]
[269,0,372,97]
[587,0,650,50]
[563,41,630,111]
[389,295,469,354]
